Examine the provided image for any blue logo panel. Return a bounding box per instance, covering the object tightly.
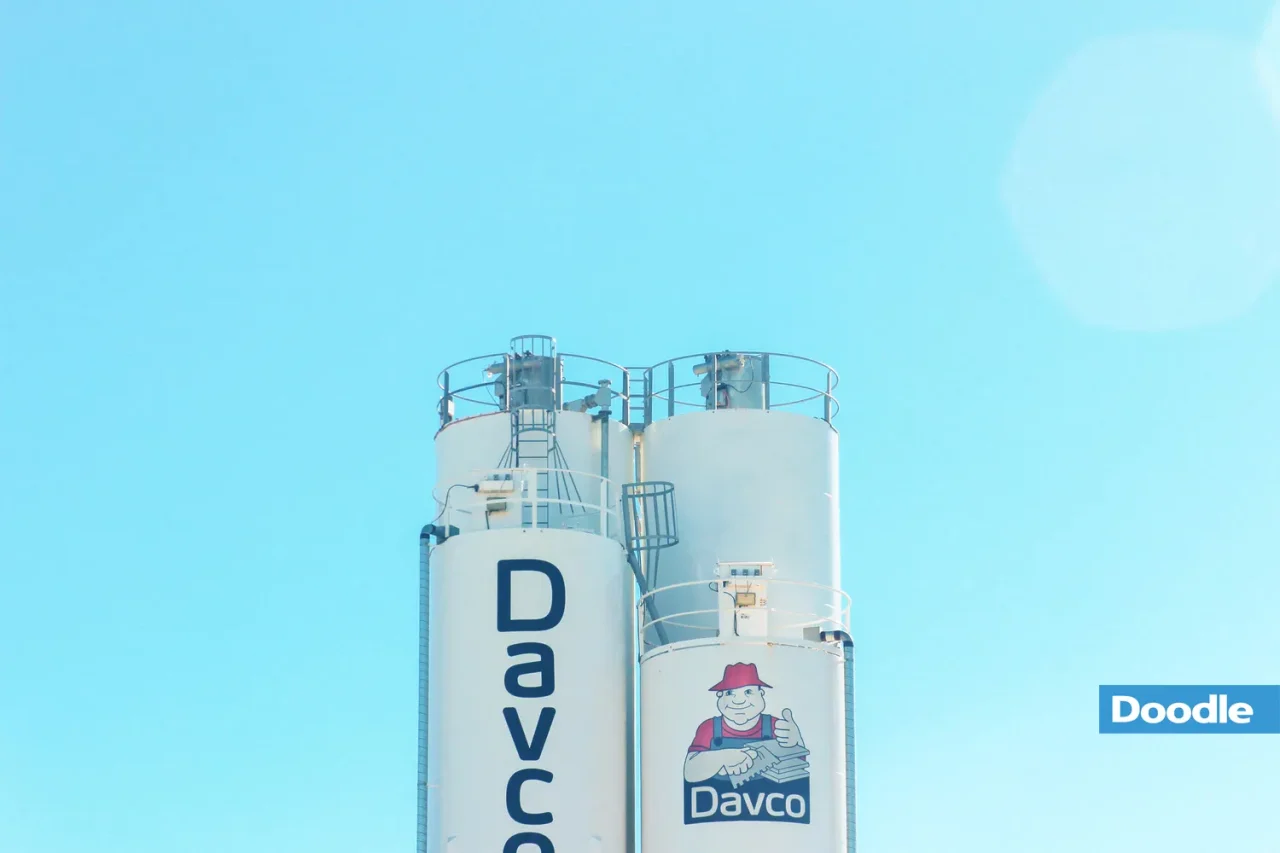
[1099,685,1280,734]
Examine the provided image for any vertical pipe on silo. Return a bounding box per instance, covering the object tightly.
[712,354,719,412]
[846,638,857,853]
[629,616,640,853]
[504,354,512,413]
[667,362,675,418]
[825,371,833,424]
[440,372,451,429]
[599,408,609,536]
[417,526,433,853]
[761,353,771,411]
[643,368,653,427]
[625,555,637,853]
[622,370,631,427]
[555,353,563,411]
[822,631,856,853]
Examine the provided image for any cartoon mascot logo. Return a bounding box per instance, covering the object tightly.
[682,662,811,825]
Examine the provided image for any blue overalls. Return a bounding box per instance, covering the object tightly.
[710,714,774,776]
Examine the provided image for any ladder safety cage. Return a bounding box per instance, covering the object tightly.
[621,481,679,648]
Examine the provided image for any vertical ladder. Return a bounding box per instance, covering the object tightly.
[512,405,554,528]
[625,366,650,428]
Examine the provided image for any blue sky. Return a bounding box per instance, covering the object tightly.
[2,1,1279,851]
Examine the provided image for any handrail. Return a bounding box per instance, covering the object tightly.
[645,350,840,381]
[637,578,852,650]
[559,352,633,423]
[638,576,851,610]
[435,466,622,540]
[435,352,635,427]
[642,351,840,425]
[434,348,837,428]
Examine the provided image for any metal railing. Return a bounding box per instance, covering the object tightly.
[637,578,851,652]
[639,351,840,425]
[435,352,634,429]
[560,353,631,418]
[433,467,622,540]
[435,349,837,428]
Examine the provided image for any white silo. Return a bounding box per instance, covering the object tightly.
[635,352,855,853]
[420,335,641,853]
[419,341,856,853]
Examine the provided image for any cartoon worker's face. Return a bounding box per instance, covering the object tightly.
[716,685,766,729]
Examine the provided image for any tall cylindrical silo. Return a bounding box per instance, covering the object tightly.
[421,336,638,853]
[431,528,633,853]
[636,351,853,853]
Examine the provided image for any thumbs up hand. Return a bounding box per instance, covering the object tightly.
[774,708,804,749]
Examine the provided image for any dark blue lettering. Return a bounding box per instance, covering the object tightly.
[504,706,556,760]
[503,832,554,853]
[497,560,565,632]
[505,642,555,698]
[507,769,554,825]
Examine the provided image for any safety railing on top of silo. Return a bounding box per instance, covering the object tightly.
[435,350,635,430]
[639,351,840,427]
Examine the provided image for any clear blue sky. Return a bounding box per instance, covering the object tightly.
[2,1,1279,851]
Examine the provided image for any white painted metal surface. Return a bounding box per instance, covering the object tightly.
[435,410,635,532]
[639,638,848,853]
[428,527,634,853]
[638,408,841,642]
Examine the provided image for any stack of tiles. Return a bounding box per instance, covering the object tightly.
[727,740,812,788]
